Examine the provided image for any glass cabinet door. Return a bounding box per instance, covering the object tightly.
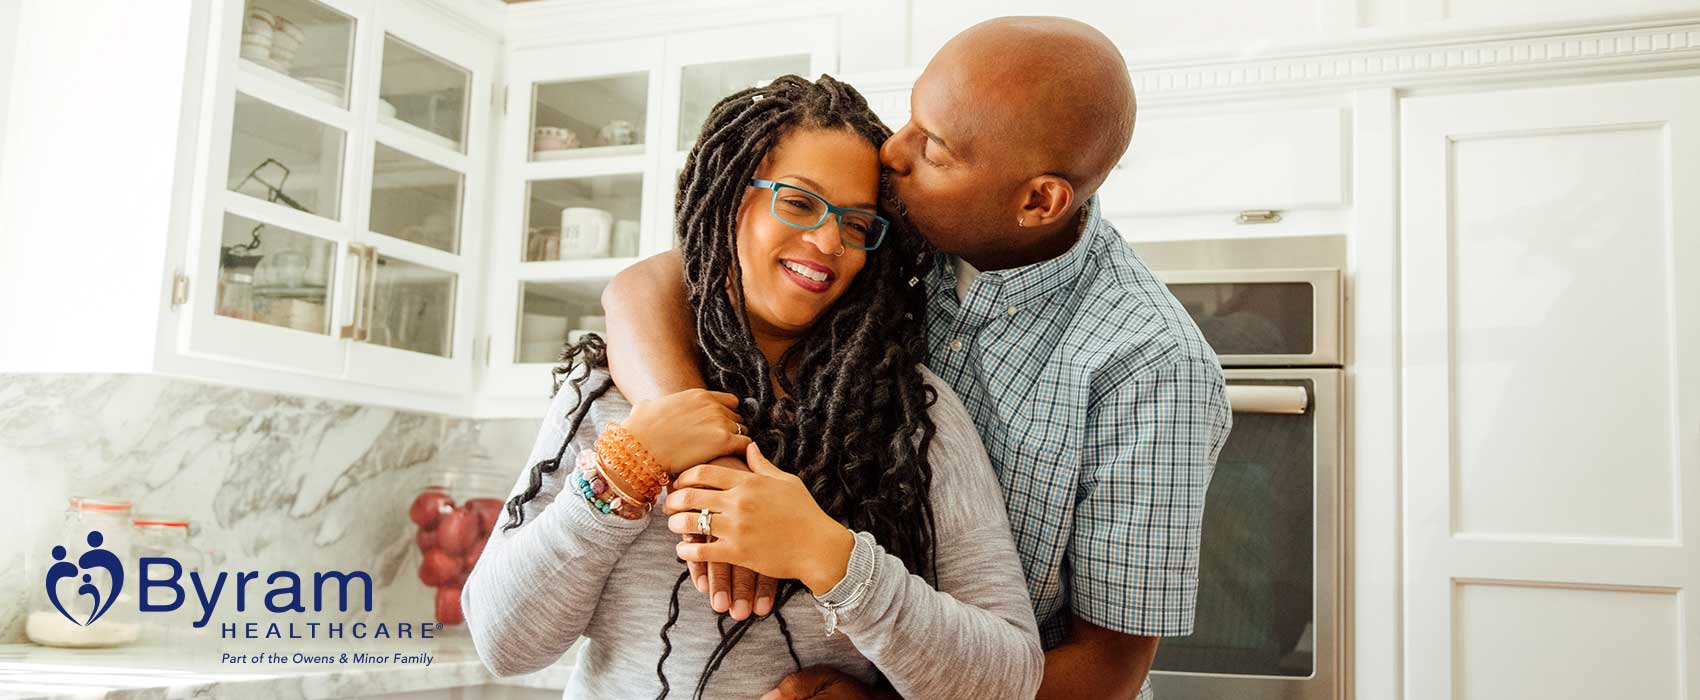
[530,73,650,160]
[378,34,470,153]
[227,93,346,221]
[515,281,606,364]
[216,212,337,335]
[523,174,645,262]
[239,0,356,107]
[676,54,809,150]
[367,255,456,358]
[194,0,492,393]
[369,143,464,254]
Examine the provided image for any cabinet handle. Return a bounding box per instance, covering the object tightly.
[340,243,375,340]
[358,245,379,342]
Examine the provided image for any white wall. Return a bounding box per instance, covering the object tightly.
[0,0,196,371]
[0,0,23,232]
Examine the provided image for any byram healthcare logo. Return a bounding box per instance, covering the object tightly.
[43,529,437,641]
[43,530,125,626]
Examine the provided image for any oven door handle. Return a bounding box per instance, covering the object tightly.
[1226,384,1310,414]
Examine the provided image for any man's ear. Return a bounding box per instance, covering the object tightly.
[1016,175,1075,229]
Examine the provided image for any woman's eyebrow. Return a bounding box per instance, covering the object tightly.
[779,174,877,210]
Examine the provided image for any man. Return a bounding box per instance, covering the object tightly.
[601,16,1231,700]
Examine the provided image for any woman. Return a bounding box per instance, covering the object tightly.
[461,75,1040,700]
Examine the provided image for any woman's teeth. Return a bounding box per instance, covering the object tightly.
[782,260,829,282]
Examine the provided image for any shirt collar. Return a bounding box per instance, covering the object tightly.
[973,194,1102,310]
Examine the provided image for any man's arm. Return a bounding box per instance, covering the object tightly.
[601,250,702,401]
[1037,616,1159,700]
[1049,354,1232,699]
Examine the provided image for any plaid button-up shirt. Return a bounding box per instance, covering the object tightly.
[925,196,1232,699]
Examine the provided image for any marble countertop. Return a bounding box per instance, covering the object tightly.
[0,637,577,699]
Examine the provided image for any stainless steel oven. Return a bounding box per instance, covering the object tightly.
[1135,235,1347,700]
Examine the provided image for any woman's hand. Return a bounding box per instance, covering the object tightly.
[664,443,856,596]
[621,388,753,474]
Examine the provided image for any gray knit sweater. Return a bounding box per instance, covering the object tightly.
[462,367,1043,700]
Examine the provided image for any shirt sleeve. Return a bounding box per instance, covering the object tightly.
[1069,355,1232,637]
[808,378,1044,700]
[461,377,651,676]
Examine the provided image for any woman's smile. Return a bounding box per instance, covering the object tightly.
[779,257,835,293]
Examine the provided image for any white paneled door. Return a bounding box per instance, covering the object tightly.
[1402,76,1700,700]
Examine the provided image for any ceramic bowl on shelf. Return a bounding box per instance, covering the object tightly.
[380,99,399,119]
[597,120,639,147]
[272,17,304,52]
[533,126,579,152]
[240,42,270,62]
[244,9,276,38]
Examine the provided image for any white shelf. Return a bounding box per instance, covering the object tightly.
[515,257,640,281]
[533,143,645,161]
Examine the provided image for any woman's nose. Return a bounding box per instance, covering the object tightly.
[801,218,844,257]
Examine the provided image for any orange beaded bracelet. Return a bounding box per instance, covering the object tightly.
[594,423,668,502]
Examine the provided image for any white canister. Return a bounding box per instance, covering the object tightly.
[612,219,640,257]
[560,208,613,259]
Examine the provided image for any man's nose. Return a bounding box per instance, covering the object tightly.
[880,128,911,176]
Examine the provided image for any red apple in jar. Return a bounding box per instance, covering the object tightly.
[436,508,479,555]
[435,585,464,626]
[410,490,453,529]
[418,549,461,587]
[464,536,488,568]
[466,498,504,532]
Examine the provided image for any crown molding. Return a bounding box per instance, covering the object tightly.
[847,13,1700,114]
[413,0,508,41]
[503,0,846,49]
[1131,14,1700,104]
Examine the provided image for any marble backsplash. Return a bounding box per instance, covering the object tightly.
[0,373,544,645]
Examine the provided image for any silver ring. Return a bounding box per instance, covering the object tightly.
[735,423,745,436]
[697,509,713,538]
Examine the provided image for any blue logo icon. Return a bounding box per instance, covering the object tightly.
[44,531,125,626]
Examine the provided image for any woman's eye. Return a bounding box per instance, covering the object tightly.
[780,197,817,211]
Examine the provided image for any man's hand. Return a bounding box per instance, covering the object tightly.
[760,666,899,700]
[687,455,778,620]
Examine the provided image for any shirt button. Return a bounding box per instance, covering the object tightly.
[1006,306,1020,316]
[949,339,964,351]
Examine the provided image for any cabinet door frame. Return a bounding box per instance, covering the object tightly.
[1400,75,1700,700]
[484,36,667,405]
[182,0,375,378]
[343,0,496,395]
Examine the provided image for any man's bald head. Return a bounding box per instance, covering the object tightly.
[880,16,1137,269]
[933,16,1136,197]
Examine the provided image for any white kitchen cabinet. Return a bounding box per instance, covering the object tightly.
[1400,75,1700,700]
[476,18,835,415]
[190,0,496,396]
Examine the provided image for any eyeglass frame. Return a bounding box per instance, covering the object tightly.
[747,178,890,252]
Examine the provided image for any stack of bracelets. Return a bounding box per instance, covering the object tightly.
[571,423,667,520]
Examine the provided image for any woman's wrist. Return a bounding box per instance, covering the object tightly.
[803,524,857,596]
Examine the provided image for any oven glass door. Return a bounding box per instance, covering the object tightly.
[1159,268,1341,366]
[1150,370,1341,700]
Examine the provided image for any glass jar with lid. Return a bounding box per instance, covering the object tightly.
[132,514,207,645]
[26,497,140,647]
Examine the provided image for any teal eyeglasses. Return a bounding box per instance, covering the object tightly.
[748,179,890,251]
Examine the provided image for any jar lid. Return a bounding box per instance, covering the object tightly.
[133,514,190,528]
[68,496,132,513]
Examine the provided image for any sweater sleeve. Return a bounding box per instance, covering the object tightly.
[810,375,1044,700]
[461,378,651,677]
